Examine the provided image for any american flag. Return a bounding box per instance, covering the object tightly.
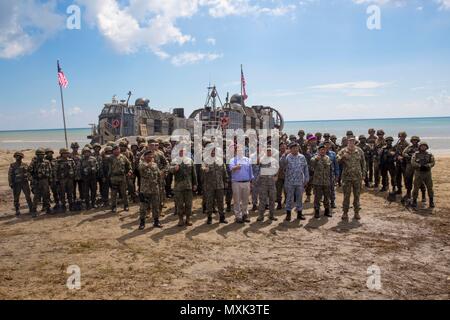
[241,65,248,100]
[57,60,69,88]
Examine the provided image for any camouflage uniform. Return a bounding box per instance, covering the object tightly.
[394,132,410,194]
[170,157,197,226]
[338,145,366,218]
[8,152,32,214]
[44,149,59,205]
[411,143,435,208]
[70,143,82,201]
[154,149,169,210]
[276,152,287,209]
[100,147,112,206]
[251,163,261,210]
[120,142,137,202]
[138,159,161,227]
[402,137,426,200]
[28,149,52,215]
[257,155,279,221]
[311,153,332,215]
[79,149,99,209]
[107,151,132,211]
[54,149,76,211]
[357,136,373,187]
[202,162,228,223]
[93,144,104,205]
[373,132,386,188]
[379,137,397,192]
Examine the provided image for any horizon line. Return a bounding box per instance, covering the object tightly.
[1,115,449,133]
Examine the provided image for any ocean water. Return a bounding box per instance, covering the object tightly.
[1,117,449,152]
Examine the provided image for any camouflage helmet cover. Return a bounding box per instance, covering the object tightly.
[35,148,45,155]
[70,142,80,149]
[14,151,24,158]
[385,136,394,142]
[59,148,70,155]
[419,141,429,149]
[410,136,420,142]
[44,148,54,154]
[398,131,407,138]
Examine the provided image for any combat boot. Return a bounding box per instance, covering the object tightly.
[206,215,213,225]
[380,186,387,192]
[411,199,418,209]
[354,212,361,220]
[276,202,282,210]
[185,216,193,227]
[124,206,129,212]
[421,192,427,203]
[341,212,349,221]
[331,201,337,209]
[269,214,278,221]
[257,214,264,222]
[325,208,332,217]
[396,187,402,195]
[178,217,185,227]
[226,204,231,212]
[297,211,306,220]
[251,204,258,211]
[219,214,228,224]
[138,219,145,230]
[46,207,52,214]
[314,209,320,219]
[30,209,37,218]
[243,215,251,223]
[111,207,117,213]
[285,210,292,222]
[429,198,435,208]
[153,219,163,228]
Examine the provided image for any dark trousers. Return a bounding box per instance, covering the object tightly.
[12,182,32,210]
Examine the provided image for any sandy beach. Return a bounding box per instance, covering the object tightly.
[0,149,448,300]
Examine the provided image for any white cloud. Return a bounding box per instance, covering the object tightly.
[203,0,296,18]
[352,0,406,6]
[436,0,450,10]
[171,52,223,66]
[39,99,58,118]
[309,81,389,90]
[206,37,217,45]
[0,0,65,59]
[69,107,83,116]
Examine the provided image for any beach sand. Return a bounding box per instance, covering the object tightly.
[0,149,448,300]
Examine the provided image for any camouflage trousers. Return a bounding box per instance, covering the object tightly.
[110,177,128,209]
[258,183,276,217]
[127,175,137,201]
[175,190,193,218]
[405,165,425,197]
[32,179,50,211]
[395,162,406,191]
[381,164,396,190]
[305,173,314,197]
[342,179,361,214]
[205,189,224,216]
[276,178,286,205]
[373,159,381,187]
[81,177,97,207]
[313,184,330,210]
[12,181,32,210]
[49,180,59,204]
[139,193,160,222]
[73,179,83,201]
[58,178,74,207]
[413,170,433,200]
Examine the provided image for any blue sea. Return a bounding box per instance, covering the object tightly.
[1,117,449,153]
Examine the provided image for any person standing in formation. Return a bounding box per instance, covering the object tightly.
[8,152,33,216]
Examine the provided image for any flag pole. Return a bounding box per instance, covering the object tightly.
[240,64,243,107]
[58,60,69,148]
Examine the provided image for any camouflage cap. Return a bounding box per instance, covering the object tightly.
[138,142,147,148]
[44,148,54,154]
[398,131,407,138]
[112,144,120,151]
[419,141,429,149]
[410,136,420,142]
[14,151,24,158]
[385,136,394,142]
[346,130,354,136]
[35,148,45,155]
[93,143,101,149]
[70,142,80,149]
[147,138,157,144]
[59,148,70,155]
[377,129,385,136]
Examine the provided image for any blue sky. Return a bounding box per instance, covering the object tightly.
[0,0,449,130]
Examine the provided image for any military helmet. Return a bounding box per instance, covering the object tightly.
[410,136,420,142]
[398,131,407,138]
[323,133,331,138]
[104,146,113,153]
[35,148,45,155]
[289,135,297,141]
[346,130,354,136]
[70,142,80,149]
[119,141,128,148]
[376,129,385,136]
[82,147,92,154]
[298,130,305,135]
[419,141,429,149]
[136,136,145,144]
[368,128,376,134]
[330,135,337,140]
[359,135,367,140]
[112,144,120,151]
[315,132,322,137]
[138,142,147,148]
[59,148,70,155]
[147,138,157,144]
[13,151,24,158]
[347,135,356,141]
[44,148,54,154]
[385,136,394,142]
[93,143,101,149]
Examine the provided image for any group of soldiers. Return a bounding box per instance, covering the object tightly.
[8,128,435,230]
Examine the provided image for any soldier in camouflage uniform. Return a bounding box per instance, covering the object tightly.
[394,131,410,195]
[366,129,377,186]
[379,136,397,192]
[79,147,99,209]
[373,130,386,189]
[337,136,366,221]
[148,139,169,212]
[93,143,103,206]
[201,147,229,224]
[411,142,435,209]
[119,141,137,203]
[324,140,339,209]
[44,148,59,206]
[70,142,82,202]
[297,130,308,155]
[357,135,373,188]
[8,152,33,215]
[402,136,426,203]
[138,150,163,230]
[54,148,76,212]
[276,141,287,210]
[107,145,132,213]
[29,148,52,217]
[100,146,113,206]
[171,148,197,227]
[323,133,337,153]
[311,144,332,218]
[257,148,279,222]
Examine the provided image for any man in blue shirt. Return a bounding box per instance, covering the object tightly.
[229,145,254,223]
[281,142,309,221]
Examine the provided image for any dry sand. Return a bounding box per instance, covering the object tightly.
[0,149,448,300]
